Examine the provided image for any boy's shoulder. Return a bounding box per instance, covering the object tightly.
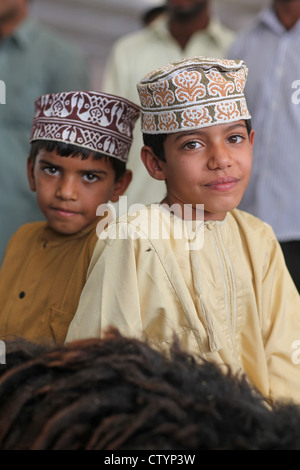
[113,206,275,236]
[8,221,47,246]
[114,203,158,223]
[99,204,166,245]
[114,206,277,240]
[3,222,47,262]
[122,203,174,232]
[13,221,46,235]
[230,208,277,241]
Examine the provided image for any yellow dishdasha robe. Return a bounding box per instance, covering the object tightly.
[66,205,300,403]
[0,220,98,344]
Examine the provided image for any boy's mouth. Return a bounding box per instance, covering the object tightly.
[204,177,239,192]
[51,207,80,217]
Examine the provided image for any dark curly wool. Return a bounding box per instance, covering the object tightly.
[0,329,299,450]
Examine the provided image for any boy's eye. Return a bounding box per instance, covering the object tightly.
[83,173,98,182]
[227,135,245,144]
[183,141,202,150]
[44,166,58,175]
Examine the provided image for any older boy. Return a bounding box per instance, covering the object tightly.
[67,57,300,404]
[0,90,139,344]
[102,0,234,210]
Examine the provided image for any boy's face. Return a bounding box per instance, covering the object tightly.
[144,120,254,221]
[27,149,131,235]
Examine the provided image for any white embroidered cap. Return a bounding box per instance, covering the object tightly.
[137,56,251,134]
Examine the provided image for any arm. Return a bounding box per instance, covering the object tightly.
[261,232,300,403]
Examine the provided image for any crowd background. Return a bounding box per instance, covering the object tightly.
[30,0,271,91]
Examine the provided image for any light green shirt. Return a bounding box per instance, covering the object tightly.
[0,18,89,263]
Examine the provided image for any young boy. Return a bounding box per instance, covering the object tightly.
[66,57,300,404]
[0,90,140,344]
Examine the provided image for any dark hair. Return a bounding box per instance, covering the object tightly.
[29,140,126,182]
[143,119,253,162]
[0,328,300,450]
[142,5,166,26]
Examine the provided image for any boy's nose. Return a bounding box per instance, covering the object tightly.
[55,177,78,200]
[207,144,233,170]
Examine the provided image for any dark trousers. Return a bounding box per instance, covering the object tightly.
[280,241,300,293]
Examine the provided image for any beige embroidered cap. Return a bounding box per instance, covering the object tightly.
[137,56,251,134]
[30,91,140,162]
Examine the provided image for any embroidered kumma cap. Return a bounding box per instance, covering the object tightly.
[30,91,140,162]
[137,56,251,134]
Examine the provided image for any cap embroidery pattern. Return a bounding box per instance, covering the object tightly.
[30,91,140,162]
[137,56,251,134]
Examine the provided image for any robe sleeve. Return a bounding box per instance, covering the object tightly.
[260,228,300,403]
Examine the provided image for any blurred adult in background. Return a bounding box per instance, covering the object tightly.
[0,0,89,263]
[228,0,300,292]
[142,4,166,26]
[102,0,234,210]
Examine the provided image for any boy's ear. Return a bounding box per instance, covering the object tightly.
[249,129,255,148]
[27,156,36,192]
[140,145,166,181]
[110,169,133,203]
